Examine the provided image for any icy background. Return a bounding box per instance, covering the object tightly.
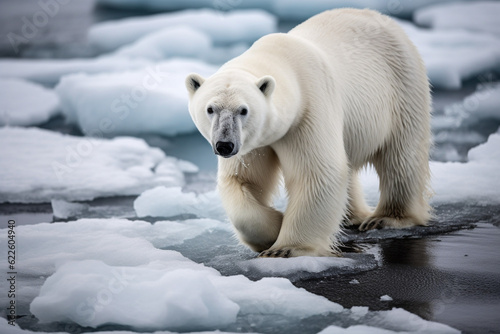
[0,1,499,334]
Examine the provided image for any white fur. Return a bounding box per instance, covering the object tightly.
[186,9,432,257]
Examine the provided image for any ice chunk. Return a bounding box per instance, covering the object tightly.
[134,186,226,219]
[397,19,500,90]
[430,131,500,204]
[239,256,354,277]
[113,26,211,61]
[56,59,217,137]
[30,261,240,330]
[0,57,150,86]
[415,2,500,38]
[443,84,500,127]
[112,26,248,64]
[350,306,369,319]
[88,9,277,52]
[380,295,393,301]
[51,199,89,219]
[0,79,60,126]
[0,127,187,203]
[349,279,360,285]
[319,308,460,334]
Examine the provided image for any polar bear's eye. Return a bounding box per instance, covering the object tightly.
[207,107,214,115]
[240,108,248,116]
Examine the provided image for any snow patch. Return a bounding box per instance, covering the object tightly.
[0,79,60,126]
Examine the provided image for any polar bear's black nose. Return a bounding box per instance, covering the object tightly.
[215,141,235,156]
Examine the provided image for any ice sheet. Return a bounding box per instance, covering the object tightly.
[0,127,191,203]
[88,9,277,52]
[56,59,217,137]
[0,79,60,126]
[415,2,500,38]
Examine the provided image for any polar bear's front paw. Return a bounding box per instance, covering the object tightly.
[258,248,293,258]
[258,246,338,258]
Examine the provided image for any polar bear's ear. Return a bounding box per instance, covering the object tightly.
[185,73,205,95]
[256,75,275,97]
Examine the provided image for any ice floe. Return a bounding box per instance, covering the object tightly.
[415,1,500,38]
[56,59,217,137]
[0,57,150,86]
[0,127,194,203]
[398,20,500,90]
[111,26,248,64]
[88,9,277,52]
[0,78,60,126]
[134,186,225,219]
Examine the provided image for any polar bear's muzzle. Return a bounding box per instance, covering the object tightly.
[211,110,241,158]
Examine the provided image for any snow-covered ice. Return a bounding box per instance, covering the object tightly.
[0,79,60,126]
[398,19,500,90]
[56,59,217,137]
[0,57,150,86]
[0,127,194,203]
[88,9,277,52]
[415,1,500,38]
[134,186,225,219]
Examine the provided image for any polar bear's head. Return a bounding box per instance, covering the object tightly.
[185,71,275,158]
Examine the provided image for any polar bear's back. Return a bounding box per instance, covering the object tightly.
[289,8,430,168]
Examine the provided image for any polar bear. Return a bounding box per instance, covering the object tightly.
[185,8,432,257]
